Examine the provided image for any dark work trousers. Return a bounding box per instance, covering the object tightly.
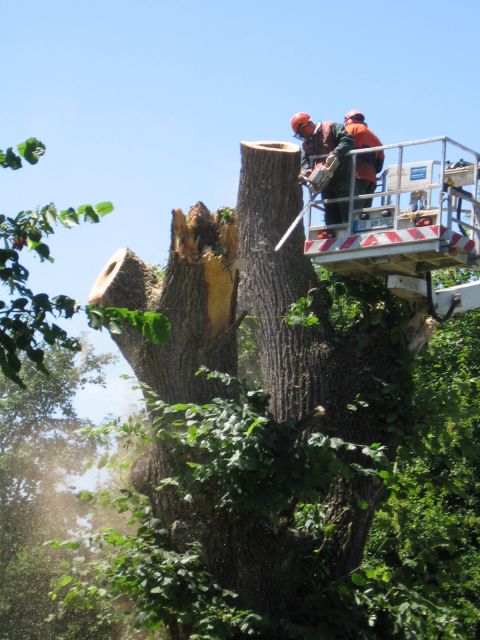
[354,178,376,210]
[323,180,351,225]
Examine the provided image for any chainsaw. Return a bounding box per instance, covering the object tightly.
[303,155,339,193]
[274,155,340,252]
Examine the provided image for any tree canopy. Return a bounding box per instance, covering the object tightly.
[0,342,120,639]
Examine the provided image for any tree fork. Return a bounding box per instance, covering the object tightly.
[89,202,240,402]
[89,141,418,634]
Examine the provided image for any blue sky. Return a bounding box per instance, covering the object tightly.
[2,0,480,420]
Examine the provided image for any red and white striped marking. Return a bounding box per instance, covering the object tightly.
[304,225,476,256]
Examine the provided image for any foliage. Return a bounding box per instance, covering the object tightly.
[216,206,234,224]
[50,510,262,640]
[0,342,121,639]
[283,288,321,328]
[146,368,390,522]
[0,342,113,560]
[52,369,395,639]
[0,545,118,640]
[0,137,114,383]
[360,269,480,638]
[0,137,170,384]
[237,266,480,637]
[87,305,171,346]
[48,264,480,638]
[315,265,410,336]
[1,137,46,169]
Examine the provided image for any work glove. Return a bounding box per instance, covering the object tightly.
[298,167,311,185]
[325,153,338,168]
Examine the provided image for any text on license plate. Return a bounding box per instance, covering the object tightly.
[353,217,394,233]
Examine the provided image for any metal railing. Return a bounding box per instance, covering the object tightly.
[306,136,480,253]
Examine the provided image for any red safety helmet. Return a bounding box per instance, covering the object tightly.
[291,112,315,137]
[344,110,366,126]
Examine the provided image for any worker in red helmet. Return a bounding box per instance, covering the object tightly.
[344,110,384,210]
[291,112,354,226]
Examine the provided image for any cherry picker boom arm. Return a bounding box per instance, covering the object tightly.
[387,275,480,320]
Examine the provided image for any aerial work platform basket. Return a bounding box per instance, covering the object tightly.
[292,136,480,278]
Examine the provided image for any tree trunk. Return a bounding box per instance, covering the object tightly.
[90,142,417,637]
[237,141,333,422]
[237,142,414,581]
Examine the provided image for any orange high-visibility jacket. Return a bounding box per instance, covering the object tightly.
[345,123,384,185]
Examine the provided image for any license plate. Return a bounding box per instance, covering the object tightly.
[353,217,394,233]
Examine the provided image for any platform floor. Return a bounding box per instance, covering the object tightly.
[306,225,479,277]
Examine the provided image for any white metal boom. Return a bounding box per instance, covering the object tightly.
[387,275,480,317]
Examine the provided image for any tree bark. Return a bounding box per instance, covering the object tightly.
[237,141,334,422]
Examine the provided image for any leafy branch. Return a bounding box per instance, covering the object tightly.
[86,305,171,346]
[121,370,391,523]
[0,198,115,384]
[0,138,113,386]
[283,288,321,328]
[0,137,171,384]
[0,137,45,170]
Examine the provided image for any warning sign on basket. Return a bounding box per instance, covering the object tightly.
[410,166,427,181]
[387,160,437,191]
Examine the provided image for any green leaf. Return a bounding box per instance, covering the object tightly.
[108,319,124,335]
[25,347,48,374]
[32,292,53,310]
[78,490,95,502]
[351,571,368,586]
[0,147,22,170]
[95,201,114,216]
[166,403,192,412]
[86,305,171,346]
[139,311,171,345]
[44,540,62,550]
[17,138,46,164]
[27,227,42,242]
[11,297,29,309]
[329,437,344,449]
[103,529,128,546]
[6,350,22,373]
[58,575,74,588]
[34,243,51,260]
[62,217,78,228]
[60,208,80,227]
[246,416,268,435]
